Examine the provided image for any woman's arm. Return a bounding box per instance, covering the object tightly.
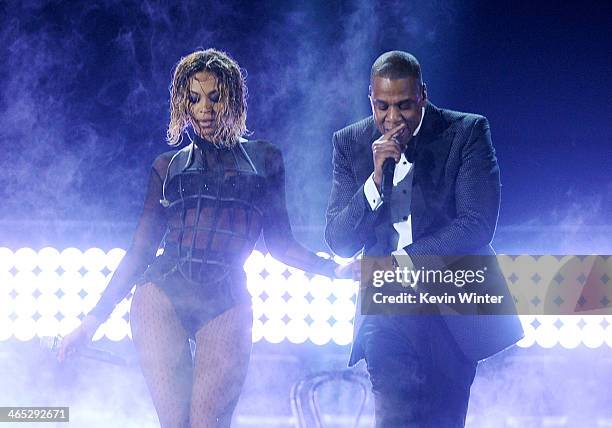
[58,158,169,361]
[87,162,168,323]
[261,145,339,277]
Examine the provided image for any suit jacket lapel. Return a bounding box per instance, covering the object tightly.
[412,103,454,239]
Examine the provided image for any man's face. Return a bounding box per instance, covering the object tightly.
[188,71,224,141]
[369,75,427,145]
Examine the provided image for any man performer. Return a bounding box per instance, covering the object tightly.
[325,50,523,427]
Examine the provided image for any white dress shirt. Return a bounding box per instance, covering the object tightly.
[363,107,425,265]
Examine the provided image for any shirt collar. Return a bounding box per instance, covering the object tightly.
[412,106,426,137]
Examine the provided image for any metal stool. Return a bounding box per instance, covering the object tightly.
[290,369,371,428]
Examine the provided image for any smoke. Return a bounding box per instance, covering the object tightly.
[468,347,612,427]
[0,1,610,424]
[495,185,612,254]
[0,340,157,427]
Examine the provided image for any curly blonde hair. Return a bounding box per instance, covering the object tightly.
[167,49,248,147]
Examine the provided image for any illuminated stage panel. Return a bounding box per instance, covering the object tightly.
[0,248,610,348]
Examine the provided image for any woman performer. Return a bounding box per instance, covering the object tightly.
[58,48,345,428]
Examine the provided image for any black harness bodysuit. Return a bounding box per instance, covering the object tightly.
[89,133,333,336]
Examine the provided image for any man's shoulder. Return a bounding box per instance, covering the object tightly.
[435,105,488,130]
[333,116,375,144]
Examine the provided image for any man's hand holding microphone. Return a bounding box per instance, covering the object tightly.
[371,123,406,193]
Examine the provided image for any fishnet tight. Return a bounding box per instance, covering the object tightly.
[130,282,252,428]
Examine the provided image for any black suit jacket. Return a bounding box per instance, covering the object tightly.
[325,102,523,365]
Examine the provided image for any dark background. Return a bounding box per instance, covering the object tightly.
[0,0,610,253]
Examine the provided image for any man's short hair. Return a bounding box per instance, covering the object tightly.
[370,51,422,83]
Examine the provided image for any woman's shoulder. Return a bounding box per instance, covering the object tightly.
[240,139,283,160]
[240,139,284,172]
[240,138,279,152]
[151,149,180,178]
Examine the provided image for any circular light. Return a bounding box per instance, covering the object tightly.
[264,274,287,298]
[37,247,61,272]
[59,294,84,318]
[263,296,287,320]
[332,279,357,299]
[59,316,82,337]
[309,298,333,322]
[82,292,101,314]
[246,273,265,297]
[13,317,36,341]
[583,315,604,325]
[106,248,126,272]
[13,294,37,317]
[14,271,37,295]
[14,248,38,272]
[286,297,309,320]
[309,321,332,345]
[111,299,131,319]
[516,324,535,348]
[0,271,14,292]
[92,323,105,341]
[558,324,581,349]
[332,321,353,345]
[251,296,264,320]
[105,318,129,341]
[535,323,558,348]
[126,322,132,340]
[605,326,612,348]
[557,315,580,326]
[0,248,14,271]
[60,271,84,295]
[104,273,114,292]
[36,316,60,338]
[519,315,534,330]
[36,294,60,317]
[0,319,12,340]
[263,319,285,344]
[332,299,355,322]
[244,250,265,274]
[286,319,309,344]
[83,271,107,295]
[286,265,305,275]
[60,248,84,272]
[0,297,13,317]
[286,273,309,298]
[264,253,286,276]
[309,275,332,299]
[535,315,556,326]
[251,319,264,343]
[36,271,61,294]
[83,248,107,272]
[582,323,604,348]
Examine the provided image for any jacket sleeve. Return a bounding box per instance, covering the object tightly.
[404,116,500,264]
[324,131,382,257]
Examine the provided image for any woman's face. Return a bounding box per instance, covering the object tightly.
[187,71,224,141]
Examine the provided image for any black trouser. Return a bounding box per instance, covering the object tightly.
[361,315,477,427]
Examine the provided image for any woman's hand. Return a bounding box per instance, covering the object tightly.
[57,314,101,363]
[334,259,361,281]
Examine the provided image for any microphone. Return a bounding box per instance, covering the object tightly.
[40,335,129,367]
[381,157,395,201]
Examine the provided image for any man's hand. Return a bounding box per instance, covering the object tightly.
[371,123,406,189]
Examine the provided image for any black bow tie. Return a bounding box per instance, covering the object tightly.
[404,139,416,163]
